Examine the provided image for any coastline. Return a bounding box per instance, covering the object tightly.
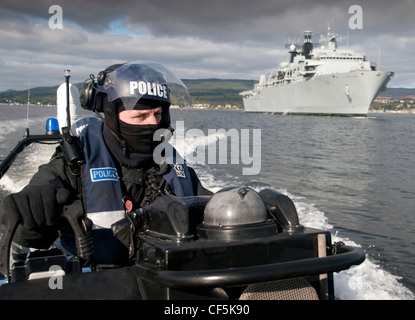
[369,109,415,114]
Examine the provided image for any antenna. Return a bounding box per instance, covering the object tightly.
[26,57,32,134]
[64,69,71,128]
[378,48,381,71]
[346,26,349,49]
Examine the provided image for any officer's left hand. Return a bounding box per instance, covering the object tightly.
[1,185,72,229]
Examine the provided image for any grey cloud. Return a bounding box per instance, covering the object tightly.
[0,0,414,91]
[3,0,413,41]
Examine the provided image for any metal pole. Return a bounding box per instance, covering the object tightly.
[64,69,71,128]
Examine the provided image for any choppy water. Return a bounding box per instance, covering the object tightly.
[1,104,414,299]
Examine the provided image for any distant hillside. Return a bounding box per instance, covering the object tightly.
[381,87,415,98]
[0,84,81,106]
[0,79,255,108]
[1,80,412,108]
[182,79,254,108]
[0,89,17,94]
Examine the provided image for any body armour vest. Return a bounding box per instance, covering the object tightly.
[62,117,195,265]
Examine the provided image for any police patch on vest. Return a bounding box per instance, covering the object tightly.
[173,164,186,179]
[90,167,119,182]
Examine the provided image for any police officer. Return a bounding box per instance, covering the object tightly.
[1,61,211,267]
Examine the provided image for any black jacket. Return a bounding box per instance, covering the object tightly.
[12,126,211,249]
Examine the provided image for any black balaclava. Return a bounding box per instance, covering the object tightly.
[118,121,161,154]
[102,97,171,156]
[118,100,171,154]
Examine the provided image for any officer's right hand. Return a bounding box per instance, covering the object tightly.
[1,185,72,229]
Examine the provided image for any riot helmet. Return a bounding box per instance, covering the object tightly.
[80,60,191,154]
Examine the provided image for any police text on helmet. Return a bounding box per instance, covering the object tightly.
[129,81,168,99]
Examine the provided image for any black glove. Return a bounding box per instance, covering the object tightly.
[2,185,71,230]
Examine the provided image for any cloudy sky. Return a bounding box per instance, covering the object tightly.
[0,0,414,92]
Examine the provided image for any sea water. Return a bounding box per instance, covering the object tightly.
[0,104,414,300]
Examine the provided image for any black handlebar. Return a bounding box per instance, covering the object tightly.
[135,245,365,288]
[61,200,96,271]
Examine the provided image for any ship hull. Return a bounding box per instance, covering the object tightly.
[243,70,394,116]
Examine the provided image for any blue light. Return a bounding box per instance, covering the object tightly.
[45,118,60,135]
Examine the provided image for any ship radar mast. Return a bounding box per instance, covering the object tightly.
[319,26,338,50]
[303,31,313,59]
[285,30,321,62]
